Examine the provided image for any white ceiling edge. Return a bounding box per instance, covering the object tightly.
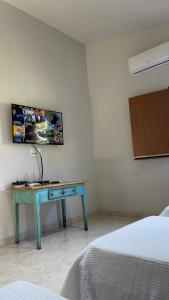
[2,0,169,44]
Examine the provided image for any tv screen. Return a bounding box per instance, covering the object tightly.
[12,104,64,145]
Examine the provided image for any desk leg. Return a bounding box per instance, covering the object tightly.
[56,201,62,228]
[61,199,67,227]
[81,194,88,230]
[15,203,20,244]
[34,201,41,250]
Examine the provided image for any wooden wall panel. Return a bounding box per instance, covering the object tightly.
[129,88,169,158]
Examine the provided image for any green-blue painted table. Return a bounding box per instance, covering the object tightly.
[9,181,88,249]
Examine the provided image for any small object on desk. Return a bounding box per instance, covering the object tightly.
[12,184,26,188]
[11,180,53,188]
[36,180,50,185]
[27,182,41,187]
[12,181,27,187]
[50,180,61,184]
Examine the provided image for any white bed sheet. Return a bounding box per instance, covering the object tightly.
[62,216,169,300]
[0,281,67,300]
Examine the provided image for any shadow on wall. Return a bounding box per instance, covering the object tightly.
[0,103,12,145]
[95,156,169,215]
[95,155,169,180]
[0,190,14,240]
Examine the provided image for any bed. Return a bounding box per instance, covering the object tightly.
[62,216,169,300]
[0,281,67,300]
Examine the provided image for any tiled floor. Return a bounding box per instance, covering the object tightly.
[0,215,137,294]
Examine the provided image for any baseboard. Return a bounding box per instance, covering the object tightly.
[98,209,155,219]
[0,209,156,248]
[0,210,98,248]
[0,236,15,248]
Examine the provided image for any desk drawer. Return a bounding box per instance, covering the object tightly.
[49,187,76,199]
[63,187,76,197]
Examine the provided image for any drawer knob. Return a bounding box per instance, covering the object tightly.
[62,190,65,194]
[51,193,53,196]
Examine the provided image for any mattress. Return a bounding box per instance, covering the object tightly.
[62,216,169,300]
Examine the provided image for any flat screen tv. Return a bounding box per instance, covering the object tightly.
[12,104,64,145]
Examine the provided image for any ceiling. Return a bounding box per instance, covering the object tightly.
[3,0,169,44]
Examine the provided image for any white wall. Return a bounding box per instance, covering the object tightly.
[87,24,169,216]
[0,0,97,241]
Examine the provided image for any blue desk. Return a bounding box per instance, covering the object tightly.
[10,181,88,249]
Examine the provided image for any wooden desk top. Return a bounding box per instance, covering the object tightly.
[7,180,88,191]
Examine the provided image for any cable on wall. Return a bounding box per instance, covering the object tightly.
[32,144,44,181]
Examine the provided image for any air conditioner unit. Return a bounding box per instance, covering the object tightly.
[128,41,169,75]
